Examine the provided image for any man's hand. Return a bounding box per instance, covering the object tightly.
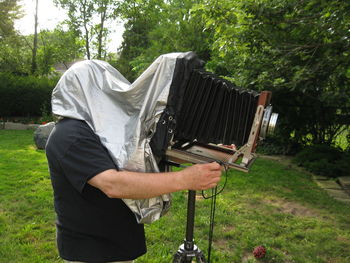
[180,162,222,191]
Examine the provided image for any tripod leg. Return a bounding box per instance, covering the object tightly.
[173,251,183,263]
[195,249,207,263]
[173,244,193,263]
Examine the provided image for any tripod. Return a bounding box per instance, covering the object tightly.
[173,190,207,263]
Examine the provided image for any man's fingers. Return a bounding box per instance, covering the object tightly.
[202,182,220,190]
[205,172,221,186]
[201,162,222,171]
[208,171,221,179]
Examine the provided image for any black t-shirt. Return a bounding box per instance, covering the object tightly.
[45,118,146,262]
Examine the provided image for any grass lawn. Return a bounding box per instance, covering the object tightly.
[0,130,350,263]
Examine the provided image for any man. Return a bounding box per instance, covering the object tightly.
[46,54,222,262]
[46,118,221,263]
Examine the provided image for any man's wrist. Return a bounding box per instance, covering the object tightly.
[174,170,188,192]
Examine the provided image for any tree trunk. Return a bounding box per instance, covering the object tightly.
[97,4,107,59]
[31,0,39,74]
[84,23,90,59]
[82,0,91,59]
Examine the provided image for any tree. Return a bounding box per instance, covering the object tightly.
[94,0,118,59]
[36,27,84,75]
[142,0,211,64]
[113,0,163,80]
[196,0,350,149]
[115,0,210,80]
[0,0,27,74]
[0,0,23,39]
[117,0,350,150]
[54,0,119,59]
[0,26,84,75]
[0,35,31,74]
[0,0,84,75]
[54,0,94,59]
[31,0,39,74]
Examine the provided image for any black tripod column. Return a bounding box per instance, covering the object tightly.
[185,190,196,250]
[173,190,207,263]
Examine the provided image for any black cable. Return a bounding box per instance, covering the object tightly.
[202,163,228,199]
[207,186,217,263]
[202,164,228,263]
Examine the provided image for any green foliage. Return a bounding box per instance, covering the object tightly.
[0,0,29,74]
[1,0,349,153]
[196,0,350,148]
[54,0,119,60]
[0,72,58,117]
[293,144,350,178]
[143,0,211,63]
[117,0,350,150]
[114,0,211,81]
[0,0,23,38]
[0,0,84,76]
[0,27,84,75]
[54,0,95,59]
[0,35,32,74]
[112,0,165,81]
[35,27,85,75]
[112,18,155,81]
[38,104,56,124]
[257,136,302,155]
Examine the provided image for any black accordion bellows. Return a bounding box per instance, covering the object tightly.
[150,52,261,158]
[175,69,259,147]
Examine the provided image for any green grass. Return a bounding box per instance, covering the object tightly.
[1,130,350,263]
[0,130,59,263]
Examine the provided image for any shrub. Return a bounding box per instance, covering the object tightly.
[0,73,58,117]
[293,144,350,178]
[257,136,302,155]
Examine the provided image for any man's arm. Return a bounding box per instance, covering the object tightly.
[88,162,222,199]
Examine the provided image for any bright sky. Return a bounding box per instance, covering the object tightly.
[14,0,124,52]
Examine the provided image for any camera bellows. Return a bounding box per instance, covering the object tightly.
[176,69,260,147]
